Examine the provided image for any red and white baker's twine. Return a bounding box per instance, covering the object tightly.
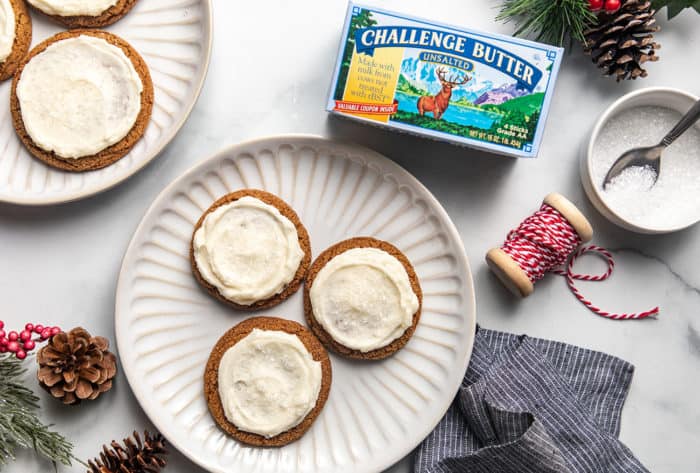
[501,204,659,320]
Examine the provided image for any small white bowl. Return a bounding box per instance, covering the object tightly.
[581,87,700,234]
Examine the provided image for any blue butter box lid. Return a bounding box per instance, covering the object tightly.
[327,2,564,158]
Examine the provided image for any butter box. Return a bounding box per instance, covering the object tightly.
[327,3,564,158]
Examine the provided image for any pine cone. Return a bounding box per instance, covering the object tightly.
[583,0,660,81]
[37,327,117,405]
[87,430,168,473]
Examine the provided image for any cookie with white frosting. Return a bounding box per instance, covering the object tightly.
[0,0,31,82]
[26,0,138,28]
[304,237,422,360]
[191,189,311,310]
[10,30,153,172]
[204,316,331,447]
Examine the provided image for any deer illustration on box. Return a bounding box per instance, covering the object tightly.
[417,67,471,120]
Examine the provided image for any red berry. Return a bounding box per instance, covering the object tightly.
[23,339,36,350]
[8,331,18,341]
[589,0,604,10]
[16,350,26,360]
[0,321,4,330]
[605,0,621,12]
[20,330,31,341]
[50,327,61,336]
[0,329,5,339]
[34,324,44,333]
[7,341,19,352]
[0,338,7,347]
[25,323,34,332]
[0,346,6,353]
[41,329,52,340]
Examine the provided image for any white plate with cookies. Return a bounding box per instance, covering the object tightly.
[115,135,476,473]
[0,0,212,205]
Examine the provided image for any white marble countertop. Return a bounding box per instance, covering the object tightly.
[2,1,699,472]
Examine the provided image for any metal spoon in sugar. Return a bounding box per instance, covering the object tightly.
[603,98,700,189]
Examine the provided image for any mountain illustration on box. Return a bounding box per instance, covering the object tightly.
[398,57,530,106]
[391,56,546,148]
[474,83,530,105]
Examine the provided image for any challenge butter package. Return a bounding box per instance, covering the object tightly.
[327,3,564,158]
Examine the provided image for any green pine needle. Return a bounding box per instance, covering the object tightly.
[497,0,598,47]
[0,355,75,470]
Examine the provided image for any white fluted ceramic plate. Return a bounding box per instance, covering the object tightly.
[0,0,212,205]
[115,136,476,473]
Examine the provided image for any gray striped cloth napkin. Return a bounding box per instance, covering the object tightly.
[415,327,649,473]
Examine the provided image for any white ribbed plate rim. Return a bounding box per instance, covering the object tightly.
[115,135,476,473]
[0,0,213,205]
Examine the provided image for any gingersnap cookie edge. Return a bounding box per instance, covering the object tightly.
[10,29,154,172]
[204,316,332,447]
[190,189,312,311]
[0,0,32,82]
[29,0,138,28]
[303,236,423,361]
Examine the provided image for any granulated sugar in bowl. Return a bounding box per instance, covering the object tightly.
[581,88,700,234]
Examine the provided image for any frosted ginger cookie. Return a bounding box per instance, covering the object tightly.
[191,189,311,310]
[304,237,422,360]
[204,317,332,447]
[0,0,31,82]
[10,30,153,172]
[26,0,138,28]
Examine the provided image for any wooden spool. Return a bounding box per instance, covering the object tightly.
[485,193,593,298]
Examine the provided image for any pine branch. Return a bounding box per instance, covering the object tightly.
[0,354,75,470]
[497,0,598,47]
